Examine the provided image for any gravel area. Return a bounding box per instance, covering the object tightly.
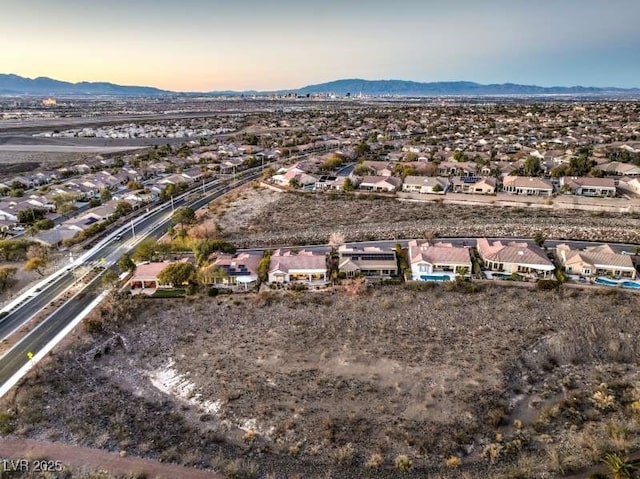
[219,189,640,247]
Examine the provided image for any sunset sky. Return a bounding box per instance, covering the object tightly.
[1,0,639,91]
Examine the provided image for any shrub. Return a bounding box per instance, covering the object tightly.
[333,443,356,466]
[537,279,559,290]
[207,287,219,297]
[366,452,384,469]
[446,455,461,468]
[394,454,413,472]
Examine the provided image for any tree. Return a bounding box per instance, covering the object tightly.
[101,269,120,288]
[157,262,195,287]
[172,207,196,229]
[522,156,542,176]
[353,162,369,176]
[533,231,546,248]
[589,167,604,178]
[114,201,133,217]
[0,266,17,291]
[33,218,55,230]
[118,253,136,273]
[432,183,443,193]
[257,250,272,283]
[403,152,418,162]
[132,239,157,263]
[342,178,355,192]
[17,208,46,224]
[126,180,143,190]
[99,188,112,203]
[288,178,300,189]
[354,142,370,158]
[25,257,47,276]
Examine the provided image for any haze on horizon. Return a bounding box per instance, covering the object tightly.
[1,0,639,92]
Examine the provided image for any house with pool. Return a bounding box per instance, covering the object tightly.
[477,238,555,279]
[407,240,472,281]
[555,244,637,279]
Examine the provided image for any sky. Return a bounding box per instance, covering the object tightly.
[1,0,639,91]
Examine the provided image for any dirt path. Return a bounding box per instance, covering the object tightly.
[0,437,224,479]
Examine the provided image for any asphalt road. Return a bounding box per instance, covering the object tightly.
[0,168,263,387]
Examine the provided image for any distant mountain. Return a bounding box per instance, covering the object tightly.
[2,73,638,97]
[0,74,170,96]
[283,79,640,96]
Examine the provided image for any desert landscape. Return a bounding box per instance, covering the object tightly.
[2,283,640,478]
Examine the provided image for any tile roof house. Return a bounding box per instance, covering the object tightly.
[450,176,497,194]
[206,252,262,287]
[358,175,402,192]
[559,177,616,197]
[129,261,177,291]
[502,176,554,196]
[407,240,472,281]
[402,176,449,194]
[338,245,398,278]
[268,249,328,283]
[617,176,640,196]
[556,244,636,279]
[477,238,555,278]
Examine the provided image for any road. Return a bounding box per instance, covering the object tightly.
[0,167,265,389]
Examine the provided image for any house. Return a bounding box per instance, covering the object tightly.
[555,244,636,279]
[437,161,477,177]
[502,176,554,196]
[358,175,402,192]
[338,245,398,278]
[559,177,616,197]
[407,240,472,281]
[617,176,640,196]
[450,176,497,194]
[206,252,262,287]
[314,175,359,191]
[32,227,79,247]
[129,261,177,292]
[361,161,394,177]
[268,249,328,283]
[477,238,555,278]
[600,162,640,177]
[271,166,318,187]
[402,176,449,194]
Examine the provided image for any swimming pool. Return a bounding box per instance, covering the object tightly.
[595,277,640,289]
[420,275,451,282]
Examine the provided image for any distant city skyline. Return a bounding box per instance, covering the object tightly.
[2,0,639,91]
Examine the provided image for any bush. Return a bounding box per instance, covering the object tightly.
[207,287,219,297]
[395,454,413,472]
[537,279,560,290]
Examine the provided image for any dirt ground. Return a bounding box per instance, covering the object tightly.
[3,285,640,478]
[213,187,640,247]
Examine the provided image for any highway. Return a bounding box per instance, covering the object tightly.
[0,167,265,390]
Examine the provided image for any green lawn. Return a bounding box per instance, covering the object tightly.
[150,288,186,298]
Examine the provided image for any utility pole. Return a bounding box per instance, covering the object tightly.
[130,219,136,239]
[202,177,206,194]
[170,195,175,214]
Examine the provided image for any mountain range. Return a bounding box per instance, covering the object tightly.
[1,74,638,97]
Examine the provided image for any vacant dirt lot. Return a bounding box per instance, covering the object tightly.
[2,285,640,478]
[215,187,640,247]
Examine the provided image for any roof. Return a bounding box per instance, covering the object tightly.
[403,176,448,188]
[408,240,471,265]
[503,176,553,190]
[131,261,176,280]
[212,252,261,276]
[269,251,327,273]
[561,177,616,189]
[477,238,554,269]
[556,244,635,270]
